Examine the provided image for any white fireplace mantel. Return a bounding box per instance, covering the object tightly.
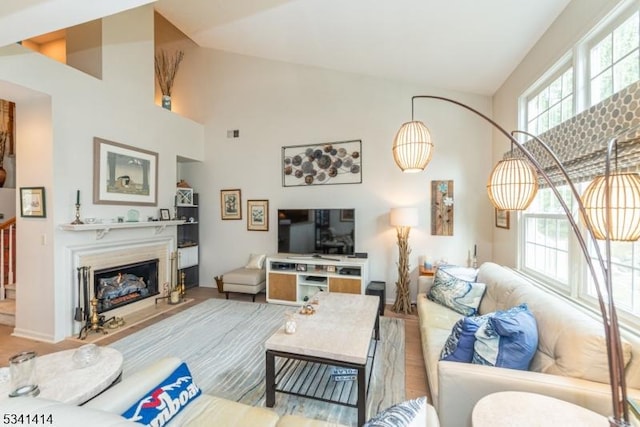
[59,220,185,239]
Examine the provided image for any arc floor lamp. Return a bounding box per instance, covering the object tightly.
[392,95,640,427]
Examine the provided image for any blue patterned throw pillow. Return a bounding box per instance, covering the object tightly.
[440,314,491,362]
[428,267,486,316]
[364,396,428,427]
[473,303,538,370]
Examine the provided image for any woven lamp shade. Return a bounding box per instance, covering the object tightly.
[392,121,434,173]
[487,158,539,211]
[581,172,640,241]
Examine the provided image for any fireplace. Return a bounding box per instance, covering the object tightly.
[69,237,173,338]
[93,258,159,314]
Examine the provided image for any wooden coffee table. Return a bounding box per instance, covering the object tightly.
[265,292,380,426]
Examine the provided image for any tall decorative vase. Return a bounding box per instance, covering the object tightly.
[162,95,172,111]
[0,167,7,188]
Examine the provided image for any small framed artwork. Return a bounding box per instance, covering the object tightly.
[20,187,46,218]
[495,208,510,229]
[247,199,269,231]
[220,189,242,220]
[159,208,171,221]
[327,265,336,273]
[340,209,354,222]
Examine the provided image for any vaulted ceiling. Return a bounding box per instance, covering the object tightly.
[154,0,572,95]
[1,0,572,96]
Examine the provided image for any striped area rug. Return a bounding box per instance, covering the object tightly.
[108,298,405,426]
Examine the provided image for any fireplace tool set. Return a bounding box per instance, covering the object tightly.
[76,266,116,340]
[155,251,187,305]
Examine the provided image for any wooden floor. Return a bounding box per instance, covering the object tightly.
[0,287,430,401]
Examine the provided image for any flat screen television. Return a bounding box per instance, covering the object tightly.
[277,209,355,256]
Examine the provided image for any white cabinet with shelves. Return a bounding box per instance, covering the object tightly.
[266,254,369,305]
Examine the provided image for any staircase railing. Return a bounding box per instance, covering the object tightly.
[0,217,15,300]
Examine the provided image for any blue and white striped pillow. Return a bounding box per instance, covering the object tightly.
[364,396,428,427]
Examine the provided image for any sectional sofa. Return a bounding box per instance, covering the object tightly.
[417,262,640,427]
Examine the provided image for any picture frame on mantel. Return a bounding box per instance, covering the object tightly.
[93,137,158,206]
[20,187,46,218]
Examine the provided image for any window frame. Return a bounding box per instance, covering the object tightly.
[586,8,640,106]
[517,0,640,328]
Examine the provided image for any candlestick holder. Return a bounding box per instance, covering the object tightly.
[71,203,84,225]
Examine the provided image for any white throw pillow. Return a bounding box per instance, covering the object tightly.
[245,253,266,269]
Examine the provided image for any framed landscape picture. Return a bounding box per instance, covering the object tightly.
[221,189,242,220]
[93,137,158,206]
[247,199,268,231]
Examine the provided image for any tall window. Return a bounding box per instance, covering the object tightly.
[590,11,640,105]
[520,2,640,322]
[527,68,574,135]
[522,187,572,287]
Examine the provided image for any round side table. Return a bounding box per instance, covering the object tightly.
[472,391,609,427]
[0,347,123,405]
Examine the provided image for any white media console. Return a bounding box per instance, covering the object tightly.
[266,253,369,305]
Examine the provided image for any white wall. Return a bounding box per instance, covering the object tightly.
[178,49,495,304]
[0,5,205,342]
[492,0,625,267]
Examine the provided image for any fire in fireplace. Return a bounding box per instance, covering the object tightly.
[93,259,159,313]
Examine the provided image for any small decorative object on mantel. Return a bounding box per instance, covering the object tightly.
[154,49,184,111]
[71,189,82,224]
[177,179,191,188]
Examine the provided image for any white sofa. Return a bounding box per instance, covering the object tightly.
[417,262,640,427]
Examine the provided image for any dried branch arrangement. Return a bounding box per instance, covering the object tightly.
[154,50,185,96]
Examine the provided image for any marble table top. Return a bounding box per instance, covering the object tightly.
[472,391,609,427]
[265,292,379,365]
[0,346,123,405]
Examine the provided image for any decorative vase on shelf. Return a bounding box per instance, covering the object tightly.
[162,95,172,111]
